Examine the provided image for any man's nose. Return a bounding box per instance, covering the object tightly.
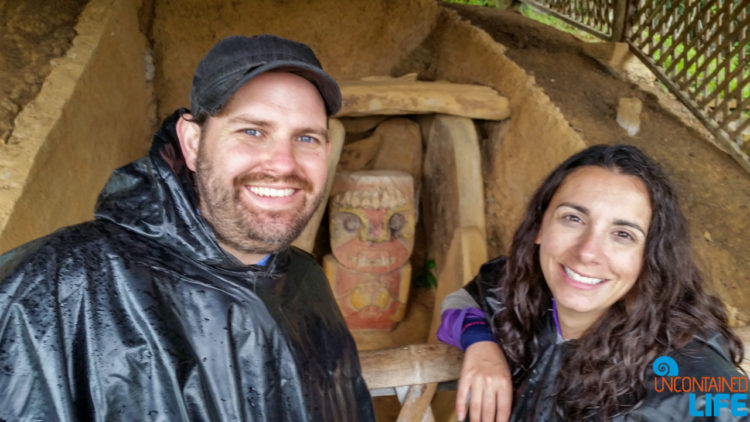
[263,139,298,174]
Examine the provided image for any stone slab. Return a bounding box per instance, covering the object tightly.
[427,226,488,343]
[291,117,345,252]
[421,114,486,270]
[372,118,423,185]
[339,115,389,136]
[338,131,381,172]
[339,117,423,185]
[337,77,510,120]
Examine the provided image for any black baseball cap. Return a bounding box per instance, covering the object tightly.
[190,34,341,117]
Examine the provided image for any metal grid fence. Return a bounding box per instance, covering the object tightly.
[520,0,750,173]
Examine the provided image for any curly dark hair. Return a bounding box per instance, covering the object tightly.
[493,144,744,419]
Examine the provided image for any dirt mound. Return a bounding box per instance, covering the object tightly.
[0,0,89,143]
[445,3,750,324]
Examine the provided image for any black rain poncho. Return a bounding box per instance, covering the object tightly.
[0,110,375,421]
[465,256,749,421]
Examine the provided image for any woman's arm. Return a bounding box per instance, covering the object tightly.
[438,287,512,422]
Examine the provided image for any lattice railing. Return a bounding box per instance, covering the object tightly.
[626,0,749,172]
[519,0,750,173]
[521,0,621,40]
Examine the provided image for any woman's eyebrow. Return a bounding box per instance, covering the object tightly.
[557,202,646,236]
[557,202,588,214]
[613,219,647,236]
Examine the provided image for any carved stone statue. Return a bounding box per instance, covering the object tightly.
[323,170,415,330]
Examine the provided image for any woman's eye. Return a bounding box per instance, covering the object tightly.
[562,214,582,223]
[614,230,635,241]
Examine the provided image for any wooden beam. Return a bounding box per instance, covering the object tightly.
[359,343,463,390]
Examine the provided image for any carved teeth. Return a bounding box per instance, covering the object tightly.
[331,186,409,209]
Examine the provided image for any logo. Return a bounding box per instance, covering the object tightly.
[652,356,748,417]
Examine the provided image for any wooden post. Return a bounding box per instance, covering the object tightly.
[611,0,629,42]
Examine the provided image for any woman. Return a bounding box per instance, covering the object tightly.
[438,144,747,421]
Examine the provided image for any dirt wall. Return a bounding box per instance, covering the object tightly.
[151,0,441,120]
[0,0,152,253]
[397,8,587,255]
[398,7,750,325]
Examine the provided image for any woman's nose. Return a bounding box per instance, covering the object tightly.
[576,228,603,263]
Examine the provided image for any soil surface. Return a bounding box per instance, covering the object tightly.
[0,0,89,144]
[444,3,750,324]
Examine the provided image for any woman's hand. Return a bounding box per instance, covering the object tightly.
[456,341,512,422]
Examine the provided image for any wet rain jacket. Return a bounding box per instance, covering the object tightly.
[0,110,375,421]
[464,256,749,422]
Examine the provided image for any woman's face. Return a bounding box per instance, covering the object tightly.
[536,166,652,334]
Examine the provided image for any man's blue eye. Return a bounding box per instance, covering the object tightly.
[299,135,316,143]
[243,129,260,136]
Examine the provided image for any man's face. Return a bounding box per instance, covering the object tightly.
[182,72,330,264]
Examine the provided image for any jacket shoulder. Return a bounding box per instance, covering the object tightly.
[0,221,128,297]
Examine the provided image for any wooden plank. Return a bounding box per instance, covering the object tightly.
[397,383,437,422]
[359,343,463,390]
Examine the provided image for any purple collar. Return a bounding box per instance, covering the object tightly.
[552,299,564,339]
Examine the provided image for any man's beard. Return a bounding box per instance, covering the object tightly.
[194,150,325,255]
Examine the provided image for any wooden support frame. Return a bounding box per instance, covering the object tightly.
[360,343,463,421]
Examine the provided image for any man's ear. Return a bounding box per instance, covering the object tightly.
[176,114,201,171]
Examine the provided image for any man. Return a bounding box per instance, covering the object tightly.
[0,34,375,421]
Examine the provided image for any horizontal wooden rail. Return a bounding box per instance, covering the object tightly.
[360,343,463,422]
[360,343,463,390]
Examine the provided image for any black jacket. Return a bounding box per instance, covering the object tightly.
[466,256,749,421]
[0,110,375,421]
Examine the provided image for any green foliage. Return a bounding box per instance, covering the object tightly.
[519,4,748,105]
[650,33,746,102]
[517,4,599,42]
[441,0,495,7]
[414,258,438,289]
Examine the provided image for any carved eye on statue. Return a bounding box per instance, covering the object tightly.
[389,213,406,235]
[342,213,361,233]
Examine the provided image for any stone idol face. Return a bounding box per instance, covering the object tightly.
[328,170,415,274]
[325,169,416,330]
[323,255,411,330]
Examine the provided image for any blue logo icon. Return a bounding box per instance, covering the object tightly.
[652,355,679,377]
